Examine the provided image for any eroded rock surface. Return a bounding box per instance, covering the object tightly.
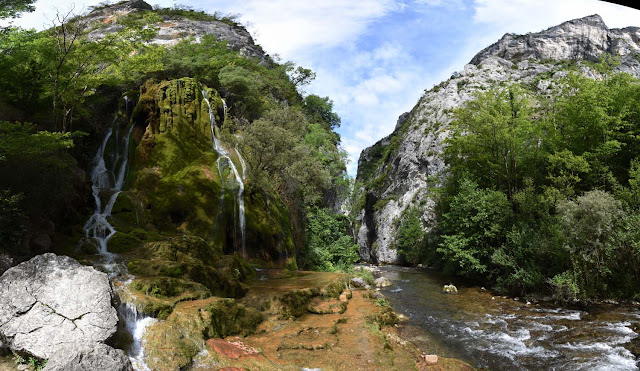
[0,254,119,359]
[44,343,132,371]
[84,0,268,64]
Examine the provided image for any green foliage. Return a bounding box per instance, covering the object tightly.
[150,5,240,25]
[0,122,79,255]
[437,177,512,278]
[429,70,640,299]
[0,0,34,18]
[0,190,26,255]
[549,271,580,301]
[303,94,341,130]
[301,207,359,271]
[241,106,332,204]
[558,190,623,297]
[219,65,263,121]
[396,207,426,265]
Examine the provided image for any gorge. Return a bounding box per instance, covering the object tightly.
[2,1,640,370]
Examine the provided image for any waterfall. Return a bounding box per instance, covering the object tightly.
[82,99,153,370]
[201,88,247,258]
[83,122,135,261]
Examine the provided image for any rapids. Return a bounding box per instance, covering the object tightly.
[377,266,640,370]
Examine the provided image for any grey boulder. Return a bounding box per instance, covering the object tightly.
[44,343,132,371]
[350,277,371,290]
[0,253,119,359]
[374,277,392,288]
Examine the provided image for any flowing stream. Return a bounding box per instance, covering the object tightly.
[201,88,246,258]
[377,266,640,370]
[82,105,154,370]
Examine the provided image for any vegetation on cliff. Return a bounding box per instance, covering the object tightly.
[0,0,354,273]
[419,62,640,300]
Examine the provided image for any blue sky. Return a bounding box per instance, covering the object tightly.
[7,0,640,175]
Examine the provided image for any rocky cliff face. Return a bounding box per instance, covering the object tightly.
[354,14,640,264]
[84,0,269,64]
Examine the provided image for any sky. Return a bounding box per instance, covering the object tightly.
[6,0,640,176]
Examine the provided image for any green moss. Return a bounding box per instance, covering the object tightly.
[130,277,208,299]
[279,288,320,318]
[203,299,263,338]
[366,306,399,327]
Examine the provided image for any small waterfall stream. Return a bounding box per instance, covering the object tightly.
[201,88,247,258]
[82,101,154,371]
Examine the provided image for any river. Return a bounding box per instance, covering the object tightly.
[376,265,640,370]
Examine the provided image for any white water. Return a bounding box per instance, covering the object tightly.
[83,105,152,370]
[201,88,246,257]
[379,266,640,371]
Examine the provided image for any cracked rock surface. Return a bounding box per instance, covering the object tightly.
[44,342,132,371]
[0,253,119,359]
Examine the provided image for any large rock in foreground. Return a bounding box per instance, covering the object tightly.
[0,253,119,359]
[44,343,132,371]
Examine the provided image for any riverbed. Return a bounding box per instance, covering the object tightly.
[377,265,640,370]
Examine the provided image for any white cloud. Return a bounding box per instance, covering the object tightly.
[203,0,399,59]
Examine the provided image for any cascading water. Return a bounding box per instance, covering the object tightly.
[82,101,154,370]
[201,88,247,258]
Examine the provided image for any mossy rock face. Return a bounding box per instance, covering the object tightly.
[216,255,256,281]
[148,234,220,265]
[143,298,217,370]
[125,77,296,265]
[186,263,248,298]
[108,191,146,232]
[130,277,209,299]
[280,288,321,318]
[203,299,263,338]
[126,234,246,298]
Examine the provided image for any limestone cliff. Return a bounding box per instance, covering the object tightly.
[354,14,640,264]
[84,0,269,64]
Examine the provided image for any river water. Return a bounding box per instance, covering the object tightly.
[377,266,640,370]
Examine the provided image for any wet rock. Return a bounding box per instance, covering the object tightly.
[44,343,133,371]
[374,277,392,288]
[350,277,371,290]
[442,285,458,294]
[0,253,119,359]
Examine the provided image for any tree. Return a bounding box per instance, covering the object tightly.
[289,65,315,87]
[445,86,539,199]
[0,0,35,19]
[303,94,341,130]
[219,65,263,121]
[45,8,158,132]
[302,207,359,271]
[437,176,512,279]
[396,207,426,265]
[558,190,623,296]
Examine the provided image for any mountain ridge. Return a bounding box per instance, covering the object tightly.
[354,13,640,264]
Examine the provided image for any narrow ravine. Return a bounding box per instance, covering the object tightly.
[82,102,154,370]
[377,266,640,371]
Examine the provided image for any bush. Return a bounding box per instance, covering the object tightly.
[301,207,359,271]
[558,190,623,297]
[437,177,513,279]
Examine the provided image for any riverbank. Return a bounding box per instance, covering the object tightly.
[375,265,640,370]
[0,268,472,370]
